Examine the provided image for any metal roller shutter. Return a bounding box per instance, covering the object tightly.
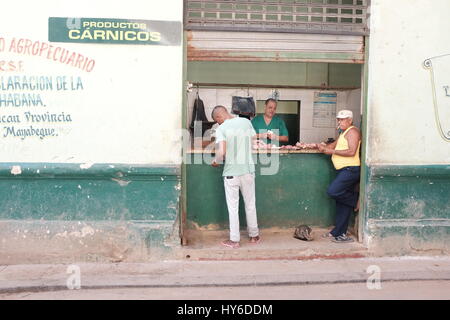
[187,30,364,63]
[185,0,370,36]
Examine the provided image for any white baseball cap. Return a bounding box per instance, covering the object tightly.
[336,110,353,119]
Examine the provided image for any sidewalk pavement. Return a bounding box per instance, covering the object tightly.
[1,256,449,294]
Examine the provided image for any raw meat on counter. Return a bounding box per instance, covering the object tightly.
[296,142,321,150]
[280,145,299,150]
[279,142,320,150]
[253,140,322,151]
[252,140,280,150]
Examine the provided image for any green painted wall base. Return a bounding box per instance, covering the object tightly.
[0,220,180,264]
[187,61,362,88]
[364,165,450,255]
[187,153,349,229]
[0,163,181,263]
[367,221,450,255]
[0,163,180,220]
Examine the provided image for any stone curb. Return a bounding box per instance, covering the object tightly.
[1,270,449,294]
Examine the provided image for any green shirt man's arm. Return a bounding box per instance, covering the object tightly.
[212,127,226,167]
[251,117,267,140]
[212,141,226,167]
[268,118,289,142]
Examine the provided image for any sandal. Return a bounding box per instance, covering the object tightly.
[221,240,240,249]
[249,236,261,244]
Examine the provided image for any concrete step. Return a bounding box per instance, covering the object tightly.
[176,228,368,261]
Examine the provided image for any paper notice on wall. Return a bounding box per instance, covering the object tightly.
[424,54,450,142]
[313,92,337,128]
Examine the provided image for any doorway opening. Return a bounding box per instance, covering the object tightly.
[181,15,369,256]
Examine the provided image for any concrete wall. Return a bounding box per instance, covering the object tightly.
[367,0,450,165]
[0,0,183,165]
[0,0,183,263]
[364,0,450,255]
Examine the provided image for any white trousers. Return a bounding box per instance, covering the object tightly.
[223,173,259,242]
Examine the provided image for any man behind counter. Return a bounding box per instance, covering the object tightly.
[251,98,289,145]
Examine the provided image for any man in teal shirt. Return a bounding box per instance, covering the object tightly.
[211,105,260,249]
[251,98,289,145]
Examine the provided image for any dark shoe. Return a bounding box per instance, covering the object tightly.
[332,234,354,243]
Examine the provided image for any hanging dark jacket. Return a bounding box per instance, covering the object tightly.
[190,97,209,130]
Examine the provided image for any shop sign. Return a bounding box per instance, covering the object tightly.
[48,17,181,46]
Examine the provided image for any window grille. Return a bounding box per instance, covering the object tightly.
[185,0,370,35]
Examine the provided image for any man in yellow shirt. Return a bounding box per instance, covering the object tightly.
[316,110,361,243]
